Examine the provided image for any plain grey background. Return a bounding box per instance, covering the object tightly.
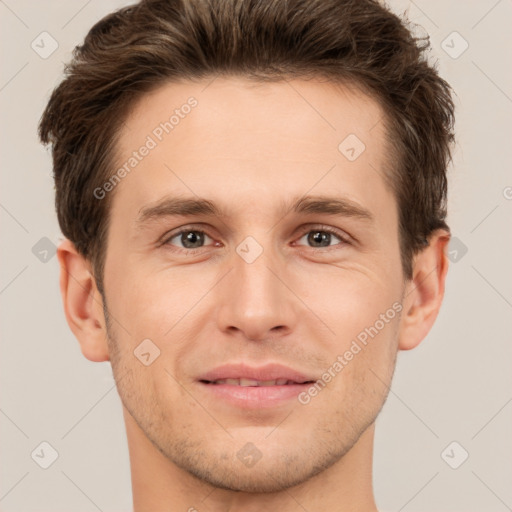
[1,1,511,511]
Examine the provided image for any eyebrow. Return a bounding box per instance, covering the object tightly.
[136,194,374,226]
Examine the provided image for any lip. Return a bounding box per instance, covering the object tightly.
[198,363,315,384]
[197,363,317,409]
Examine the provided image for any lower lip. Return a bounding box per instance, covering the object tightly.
[198,382,311,408]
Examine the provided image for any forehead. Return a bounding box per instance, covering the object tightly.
[111,77,394,226]
[118,76,386,156]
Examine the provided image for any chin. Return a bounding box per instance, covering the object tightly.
[185,463,313,493]
[173,444,344,494]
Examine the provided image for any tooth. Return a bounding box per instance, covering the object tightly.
[239,378,259,387]
[215,379,227,385]
[275,378,288,385]
[259,380,277,386]
[225,379,239,385]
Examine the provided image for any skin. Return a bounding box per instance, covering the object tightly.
[58,77,450,511]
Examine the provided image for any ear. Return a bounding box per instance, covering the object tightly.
[398,229,451,351]
[57,239,110,362]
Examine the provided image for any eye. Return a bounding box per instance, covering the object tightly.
[162,228,215,251]
[160,224,351,254]
[294,226,350,249]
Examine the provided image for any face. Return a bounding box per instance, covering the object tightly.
[102,77,405,492]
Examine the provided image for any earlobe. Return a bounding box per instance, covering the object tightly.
[398,230,451,351]
[57,239,110,362]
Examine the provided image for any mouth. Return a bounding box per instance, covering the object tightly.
[200,378,315,386]
[197,364,318,408]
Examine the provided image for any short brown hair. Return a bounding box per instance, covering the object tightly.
[39,0,455,295]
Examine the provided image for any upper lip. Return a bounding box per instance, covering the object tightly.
[198,363,316,384]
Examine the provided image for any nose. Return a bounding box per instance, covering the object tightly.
[215,239,298,342]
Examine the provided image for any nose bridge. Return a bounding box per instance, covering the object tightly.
[216,232,296,340]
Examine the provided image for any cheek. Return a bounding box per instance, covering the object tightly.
[106,259,193,335]
[106,268,218,386]
[299,270,402,400]
[298,263,401,343]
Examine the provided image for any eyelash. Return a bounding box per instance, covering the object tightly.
[159,224,352,254]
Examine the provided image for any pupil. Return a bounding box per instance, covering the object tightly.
[309,231,330,247]
[183,231,203,248]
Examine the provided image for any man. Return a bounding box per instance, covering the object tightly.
[39,0,454,510]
